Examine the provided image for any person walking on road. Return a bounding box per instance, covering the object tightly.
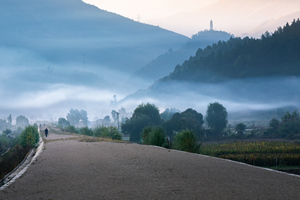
[44,128,49,137]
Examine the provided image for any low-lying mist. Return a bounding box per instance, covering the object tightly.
[1,58,299,125]
[119,76,300,123]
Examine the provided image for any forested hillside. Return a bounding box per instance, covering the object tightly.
[162,19,300,83]
[132,30,232,84]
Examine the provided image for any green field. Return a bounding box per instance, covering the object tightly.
[200,141,300,167]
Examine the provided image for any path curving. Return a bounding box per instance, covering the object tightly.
[0,131,299,200]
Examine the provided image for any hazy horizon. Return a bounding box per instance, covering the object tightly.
[84,0,300,38]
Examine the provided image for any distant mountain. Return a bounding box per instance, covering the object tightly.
[132,30,232,85]
[0,0,190,120]
[0,0,188,74]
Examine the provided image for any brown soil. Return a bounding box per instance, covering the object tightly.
[0,132,299,200]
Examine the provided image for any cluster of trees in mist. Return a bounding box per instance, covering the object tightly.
[121,102,229,143]
[121,102,300,147]
[163,19,300,83]
[0,114,30,133]
[265,111,300,139]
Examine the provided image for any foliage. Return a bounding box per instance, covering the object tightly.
[102,116,111,126]
[79,127,93,136]
[163,108,204,138]
[122,103,161,142]
[206,102,228,136]
[235,123,246,136]
[265,111,300,139]
[58,118,70,128]
[173,130,201,153]
[7,114,12,126]
[16,115,30,128]
[201,141,300,167]
[0,145,30,180]
[93,126,121,140]
[141,126,152,145]
[63,125,79,134]
[19,125,39,148]
[141,126,166,147]
[66,109,88,126]
[162,19,300,83]
[2,129,12,135]
[111,110,119,124]
[160,108,180,121]
[0,119,7,130]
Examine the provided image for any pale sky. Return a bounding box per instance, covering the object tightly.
[84,0,300,37]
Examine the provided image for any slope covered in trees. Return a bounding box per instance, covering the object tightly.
[162,19,300,83]
[132,30,232,83]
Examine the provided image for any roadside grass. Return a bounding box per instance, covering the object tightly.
[79,137,129,143]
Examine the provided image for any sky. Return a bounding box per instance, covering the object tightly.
[84,0,300,37]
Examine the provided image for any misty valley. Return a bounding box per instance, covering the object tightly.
[1,0,300,193]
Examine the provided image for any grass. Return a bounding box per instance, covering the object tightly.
[79,137,129,143]
[201,141,300,167]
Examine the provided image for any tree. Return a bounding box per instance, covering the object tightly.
[235,123,246,136]
[16,115,30,128]
[7,114,12,126]
[278,111,300,137]
[122,103,161,142]
[163,108,204,138]
[80,110,88,126]
[160,108,180,121]
[206,102,228,136]
[20,125,39,148]
[58,118,70,128]
[66,109,88,126]
[0,119,7,130]
[111,110,119,125]
[102,116,111,126]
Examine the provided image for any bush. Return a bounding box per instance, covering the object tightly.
[141,126,166,147]
[173,130,201,153]
[20,125,39,148]
[141,127,153,144]
[79,127,93,136]
[64,125,78,134]
[93,126,122,140]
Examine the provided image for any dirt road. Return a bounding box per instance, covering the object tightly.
[0,132,299,200]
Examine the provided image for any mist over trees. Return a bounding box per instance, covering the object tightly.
[122,103,225,142]
[132,30,232,83]
[66,109,88,126]
[16,115,30,128]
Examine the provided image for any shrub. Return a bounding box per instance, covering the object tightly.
[141,127,153,145]
[64,125,78,134]
[173,130,201,153]
[93,126,122,140]
[20,125,39,148]
[79,127,93,136]
[141,126,166,147]
[149,127,166,147]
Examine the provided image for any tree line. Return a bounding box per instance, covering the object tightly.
[121,102,228,143]
[162,19,300,83]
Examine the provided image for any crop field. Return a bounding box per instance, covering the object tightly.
[200,141,300,167]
